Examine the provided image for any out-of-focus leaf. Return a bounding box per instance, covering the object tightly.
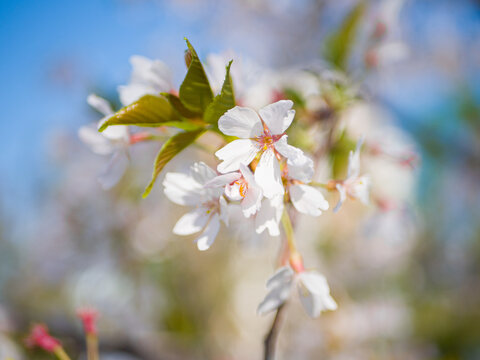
[204,60,235,125]
[324,1,366,72]
[329,130,356,178]
[143,128,206,198]
[179,39,214,114]
[162,93,201,118]
[98,95,180,132]
[283,88,306,109]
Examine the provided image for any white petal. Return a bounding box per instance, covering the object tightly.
[173,208,210,235]
[78,124,114,155]
[118,84,158,106]
[257,269,293,315]
[259,100,295,135]
[238,163,255,184]
[219,196,229,226]
[87,94,113,116]
[290,184,329,216]
[216,139,259,173]
[205,172,241,188]
[163,172,204,206]
[190,162,218,184]
[297,272,337,317]
[118,55,171,106]
[286,158,314,183]
[129,55,171,91]
[254,149,284,199]
[333,183,347,213]
[241,182,263,217]
[102,124,129,142]
[195,214,220,251]
[266,266,294,290]
[98,151,129,190]
[218,106,264,138]
[225,183,243,201]
[347,137,364,179]
[255,195,283,236]
[257,284,291,315]
[348,175,371,205]
[274,136,312,174]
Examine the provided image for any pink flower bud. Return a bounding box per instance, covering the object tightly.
[289,252,305,273]
[77,308,98,336]
[25,324,60,352]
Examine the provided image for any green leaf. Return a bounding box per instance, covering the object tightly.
[329,130,356,179]
[324,1,366,72]
[162,93,201,118]
[161,121,206,131]
[98,95,180,132]
[204,60,235,125]
[178,39,214,114]
[142,128,206,198]
[283,88,306,109]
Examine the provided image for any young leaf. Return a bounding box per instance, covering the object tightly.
[179,39,214,114]
[204,60,235,125]
[324,1,366,72]
[143,128,206,198]
[162,93,201,118]
[161,121,206,131]
[98,95,180,132]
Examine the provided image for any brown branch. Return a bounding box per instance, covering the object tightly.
[263,303,287,360]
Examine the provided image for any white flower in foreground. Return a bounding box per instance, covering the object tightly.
[286,155,329,216]
[118,55,172,106]
[207,165,282,236]
[334,138,371,213]
[78,94,130,189]
[163,162,228,251]
[258,266,337,318]
[255,195,284,236]
[205,163,262,218]
[216,100,309,198]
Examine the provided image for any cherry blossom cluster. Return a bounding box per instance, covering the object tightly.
[162,100,369,317]
[75,41,411,320]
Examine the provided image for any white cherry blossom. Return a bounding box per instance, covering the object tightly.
[257,266,337,318]
[118,55,172,106]
[285,154,329,216]
[215,100,309,198]
[163,162,228,251]
[205,163,262,218]
[334,138,371,213]
[78,94,130,189]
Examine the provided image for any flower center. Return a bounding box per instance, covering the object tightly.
[255,133,284,151]
[233,178,248,198]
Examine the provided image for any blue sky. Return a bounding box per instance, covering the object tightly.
[0,0,222,216]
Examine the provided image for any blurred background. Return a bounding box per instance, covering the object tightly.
[1,0,480,359]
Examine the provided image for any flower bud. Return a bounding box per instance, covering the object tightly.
[77,308,98,336]
[25,324,60,353]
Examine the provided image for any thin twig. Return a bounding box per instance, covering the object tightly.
[264,303,287,360]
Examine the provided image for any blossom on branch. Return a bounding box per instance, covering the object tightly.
[163,162,228,251]
[118,55,173,106]
[205,163,263,218]
[333,138,371,212]
[257,266,337,318]
[215,100,309,198]
[78,94,130,189]
[285,155,329,216]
